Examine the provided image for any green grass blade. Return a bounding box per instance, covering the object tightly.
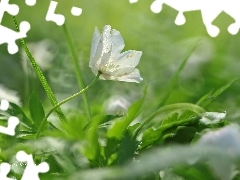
[107,87,147,139]
[158,40,200,108]
[197,78,240,107]
[63,24,92,122]
[13,16,67,123]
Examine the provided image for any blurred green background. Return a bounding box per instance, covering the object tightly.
[0,0,240,122]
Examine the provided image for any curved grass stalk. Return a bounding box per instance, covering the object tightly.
[36,72,101,139]
[13,16,67,122]
[63,24,92,122]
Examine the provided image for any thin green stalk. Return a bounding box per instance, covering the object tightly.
[63,24,92,122]
[13,16,67,122]
[158,40,200,108]
[36,72,101,139]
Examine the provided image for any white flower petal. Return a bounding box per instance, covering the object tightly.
[99,47,112,69]
[102,25,112,54]
[111,29,125,59]
[90,25,112,70]
[111,67,135,76]
[90,28,101,69]
[116,50,142,68]
[90,27,101,60]
[116,69,143,83]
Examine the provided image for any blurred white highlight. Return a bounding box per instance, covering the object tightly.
[0,85,21,106]
[129,0,138,3]
[104,95,130,115]
[71,7,82,16]
[21,39,57,73]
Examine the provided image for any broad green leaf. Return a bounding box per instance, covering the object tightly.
[134,103,205,137]
[127,123,141,137]
[162,126,198,144]
[141,114,200,148]
[116,131,139,164]
[107,88,147,139]
[83,115,104,160]
[105,131,139,166]
[29,92,46,129]
[141,127,162,148]
[161,112,179,126]
[197,78,239,107]
[16,131,36,139]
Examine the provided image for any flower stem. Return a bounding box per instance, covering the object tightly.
[13,16,67,123]
[63,24,92,122]
[36,72,101,139]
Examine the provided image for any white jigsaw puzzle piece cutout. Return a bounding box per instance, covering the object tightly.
[129,0,139,4]
[150,0,240,37]
[71,6,82,16]
[0,0,19,23]
[46,0,65,26]
[0,100,9,111]
[0,163,14,180]
[0,21,30,54]
[0,116,19,136]
[25,0,37,6]
[16,151,49,180]
[0,100,20,136]
[0,0,31,54]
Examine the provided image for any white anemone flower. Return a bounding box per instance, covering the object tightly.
[89,25,143,83]
[103,95,130,115]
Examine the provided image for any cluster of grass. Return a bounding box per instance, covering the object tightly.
[1,1,240,179]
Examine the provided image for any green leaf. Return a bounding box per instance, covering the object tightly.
[128,123,141,137]
[7,102,34,130]
[107,88,147,139]
[134,103,205,137]
[141,127,162,148]
[116,131,139,164]
[161,112,179,126]
[162,126,198,144]
[29,92,46,129]
[83,115,104,160]
[141,113,200,148]
[197,78,240,107]
[16,131,36,139]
